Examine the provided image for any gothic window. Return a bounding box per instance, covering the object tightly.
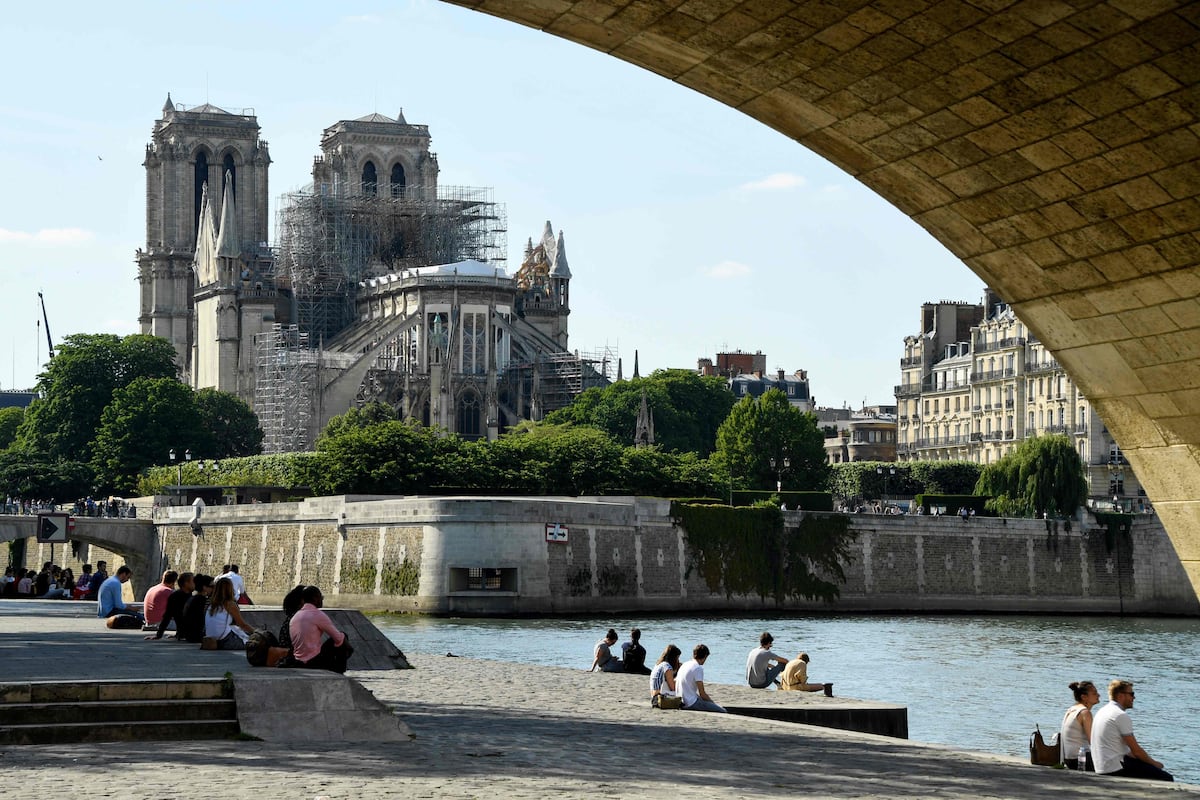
[362,160,378,196]
[421,399,430,428]
[457,392,482,439]
[193,150,209,237]
[222,153,236,201]
[462,312,486,374]
[390,163,406,198]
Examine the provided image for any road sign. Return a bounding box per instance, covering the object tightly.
[36,513,69,543]
[545,522,569,543]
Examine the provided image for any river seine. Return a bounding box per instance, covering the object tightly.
[374,612,1200,784]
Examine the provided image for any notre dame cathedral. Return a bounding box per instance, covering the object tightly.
[136,97,611,452]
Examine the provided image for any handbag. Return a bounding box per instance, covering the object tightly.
[652,694,683,710]
[1029,724,1061,766]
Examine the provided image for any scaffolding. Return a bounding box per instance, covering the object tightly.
[274,184,507,345]
[254,324,318,454]
[518,346,617,416]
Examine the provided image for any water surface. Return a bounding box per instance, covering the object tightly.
[374,613,1200,784]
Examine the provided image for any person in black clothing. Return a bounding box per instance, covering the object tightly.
[87,561,108,601]
[622,628,652,675]
[146,572,195,640]
[179,574,213,644]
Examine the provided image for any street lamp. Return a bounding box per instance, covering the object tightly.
[168,448,191,488]
[877,466,896,510]
[1108,462,1124,512]
[769,456,790,493]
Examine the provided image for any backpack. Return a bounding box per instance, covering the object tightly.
[245,629,280,667]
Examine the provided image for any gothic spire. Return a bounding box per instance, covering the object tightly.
[632,349,640,380]
[634,389,655,448]
[214,171,239,259]
[163,93,174,114]
[616,358,623,382]
[192,183,217,285]
[551,229,571,278]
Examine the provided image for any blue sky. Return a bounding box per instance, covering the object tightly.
[0,0,983,408]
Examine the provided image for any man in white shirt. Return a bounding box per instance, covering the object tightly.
[745,631,788,688]
[217,564,248,604]
[677,644,725,713]
[1091,680,1172,781]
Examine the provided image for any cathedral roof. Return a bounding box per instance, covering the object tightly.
[190,103,231,115]
[354,112,397,123]
[163,93,174,113]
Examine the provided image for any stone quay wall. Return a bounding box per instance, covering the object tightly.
[147,495,1199,616]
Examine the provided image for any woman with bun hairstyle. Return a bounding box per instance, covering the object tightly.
[1061,680,1101,770]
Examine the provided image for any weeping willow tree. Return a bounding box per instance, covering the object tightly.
[975,434,1088,517]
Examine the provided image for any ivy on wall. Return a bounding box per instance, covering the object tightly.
[381,559,420,596]
[670,501,856,602]
[1093,511,1134,553]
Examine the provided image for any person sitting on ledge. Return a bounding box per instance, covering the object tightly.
[622,628,651,675]
[589,628,623,673]
[147,572,194,641]
[203,576,254,650]
[142,570,178,628]
[678,644,725,713]
[179,575,213,644]
[289,585,354,673]
[96,566,144,623]
[746,631,788,689]
[779,652,833,696]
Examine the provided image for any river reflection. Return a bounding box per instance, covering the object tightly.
[373,613,1200,784]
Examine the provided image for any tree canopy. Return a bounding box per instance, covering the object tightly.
[16,333,178,462]
[975,434,1087,517]
[544,369,735,455]
[0,406,23,450]
[0,450,94,502]
[91,377,208,493]
[195,388,264,458]
[711,388,829,492]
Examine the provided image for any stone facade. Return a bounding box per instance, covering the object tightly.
[145,496,1197,615]
[898,291,1144,504]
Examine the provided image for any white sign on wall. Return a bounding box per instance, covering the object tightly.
[545,523,569,543]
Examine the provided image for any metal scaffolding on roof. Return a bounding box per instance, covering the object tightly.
[254,324,318,454]
[274,184,507,346]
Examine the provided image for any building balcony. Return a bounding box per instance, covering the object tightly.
[1025,360,1061,374]
[976,336,1026,353]
[970,367,1015,382]
[900,356,922,368]
[1045,424,1068,434]
[895,383,923,397]
[983,430,1004,441]
[970,432,983,442]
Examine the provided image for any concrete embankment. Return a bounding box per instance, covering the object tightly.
[1,599,1194,798]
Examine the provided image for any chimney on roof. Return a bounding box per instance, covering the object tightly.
[777,369,785,382]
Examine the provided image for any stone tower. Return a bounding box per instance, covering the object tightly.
[137,95,271,380]
[311,110,438,201]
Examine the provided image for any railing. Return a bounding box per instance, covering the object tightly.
[895,383,922,397]
[1044,424,1068,434]
[1005,399,1015,409]
[900,356,922,368]
[975,336,1026,353]
[970,432,983,441]
[1025,360,1061,374]
[970,368,1015,382]
[983,430,1005,441]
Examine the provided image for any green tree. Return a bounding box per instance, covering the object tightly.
[314,419,443,494]
[195,388,264,457]
[16,333,177,462]
[317,402,399,444]
[0,406,23,450]
[485,423,625,495]
[0,450,94,501]
[545,369,734,455]
[975,434,1087,517]
[711,389,829,492]
[91,377,206,493]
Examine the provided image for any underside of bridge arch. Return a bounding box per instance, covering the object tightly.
[449,0,1200,592]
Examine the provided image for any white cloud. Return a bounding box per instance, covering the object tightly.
[739,172,807,192]
[704,260,752,279]
[0,227,94,245]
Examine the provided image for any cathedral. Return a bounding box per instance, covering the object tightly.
[137,98,610,452]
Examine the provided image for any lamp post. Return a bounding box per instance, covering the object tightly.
[769,456,790,494]
[877,466,896,510]
[168,448,191,488]
[1108,462,1124,512]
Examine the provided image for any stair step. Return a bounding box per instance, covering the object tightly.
[2,698,237,726]
[0,679,231,704]
[0,719,240,746]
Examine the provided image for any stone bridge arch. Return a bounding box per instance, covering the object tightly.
[0,516,160,594]
[448,0,1200,592]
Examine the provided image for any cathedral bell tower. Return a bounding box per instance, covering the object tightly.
[137,95,270,380]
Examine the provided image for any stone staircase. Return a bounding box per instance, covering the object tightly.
[0,678,240,744]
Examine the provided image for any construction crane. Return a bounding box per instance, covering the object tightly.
[38,291,54,360]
